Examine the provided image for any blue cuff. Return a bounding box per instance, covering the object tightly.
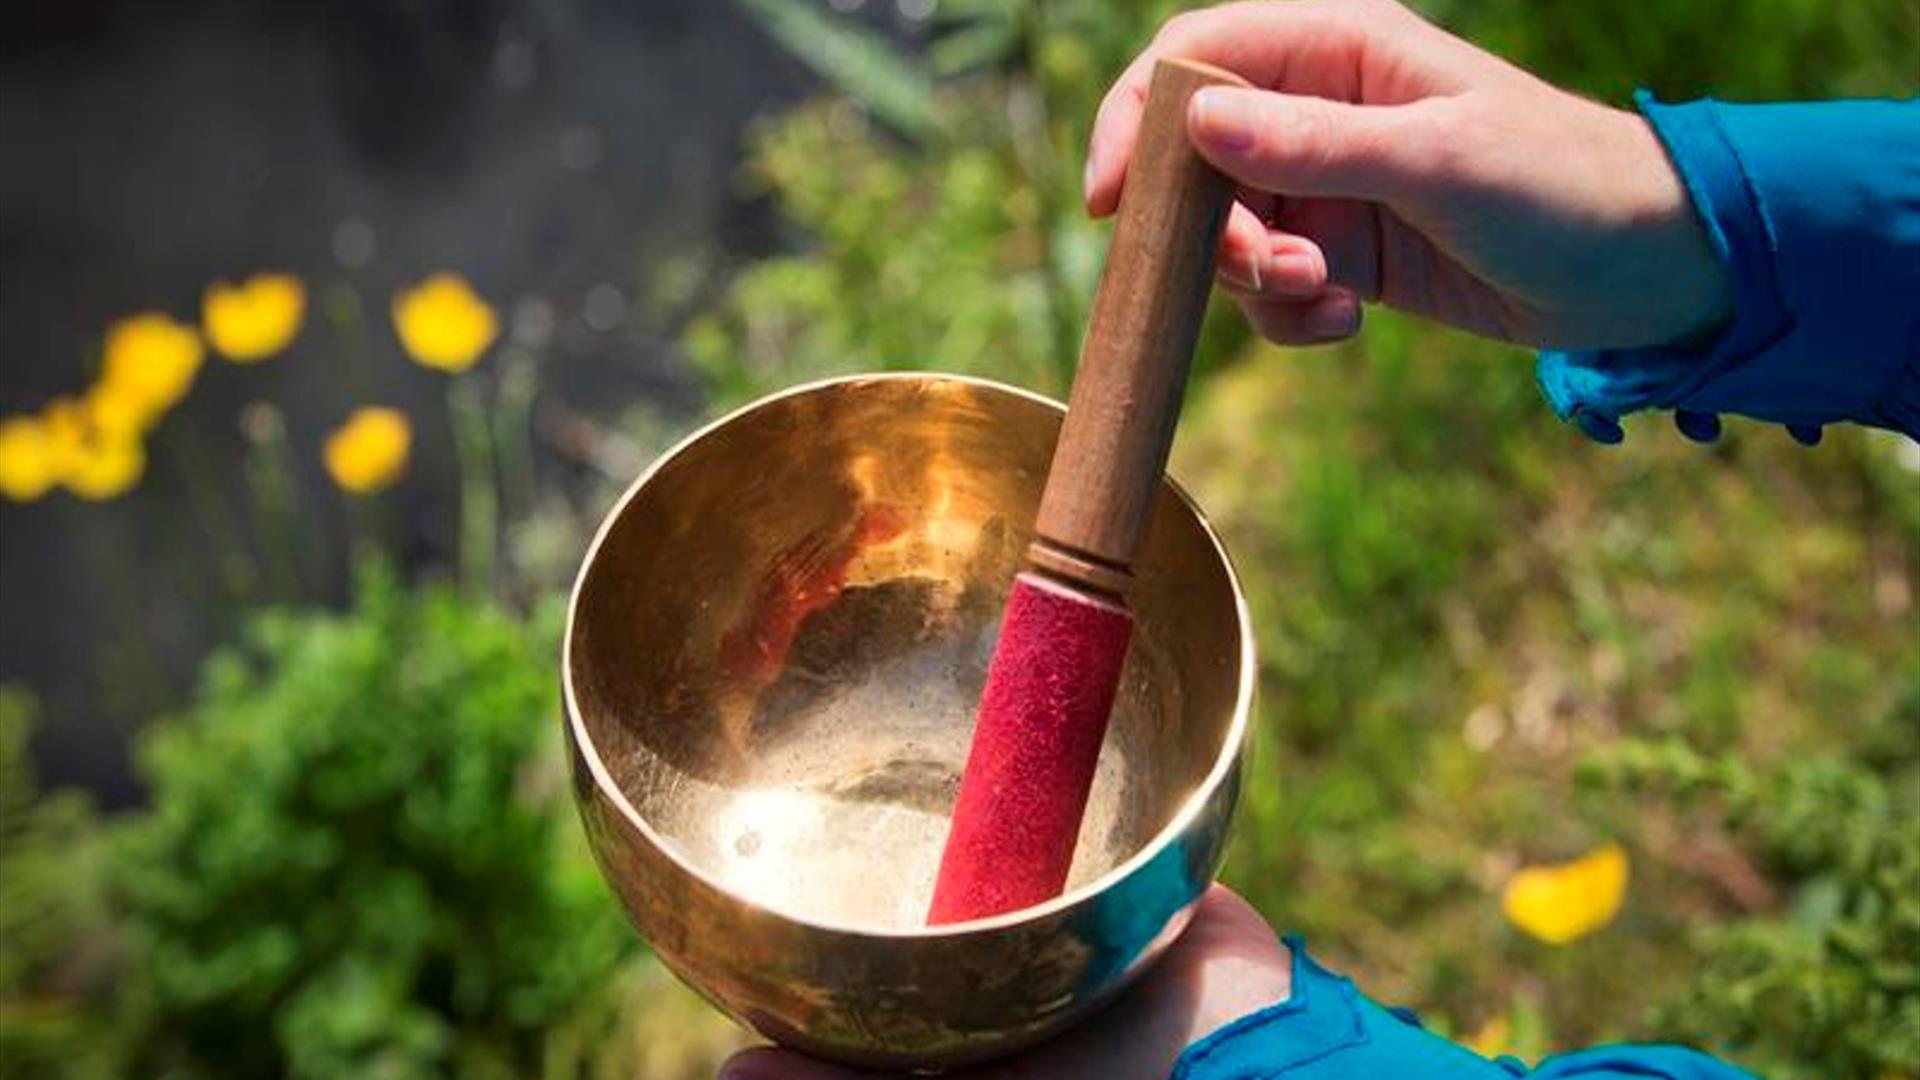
[1537,93,1920,445]
[1171,936,1525,1079]
[1533,1046,1763,1080]
[1172,938,1763,1080]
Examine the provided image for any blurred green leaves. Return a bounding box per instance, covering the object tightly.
[736,0,938,137]
[702,0,1217,401]
[1583,739,1920,1077]
[112,566,633,1080]
[1419,0,1918,101]
[0,691,117,1080]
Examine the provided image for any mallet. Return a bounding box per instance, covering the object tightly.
[929,59,1248,924]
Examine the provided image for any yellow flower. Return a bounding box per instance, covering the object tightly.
[1502,843,1630,946]
[0,416,61,501]
[39,397,91,479]
[203,273,306,362]
[64,432,144,500]
[35,397,146,501]
[85,380,152,442]
[99,313,203,424]
[1466,1014,1511,1059]
[391,273,498,372]
[324,407,411,494]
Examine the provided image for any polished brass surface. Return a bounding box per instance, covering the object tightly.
[563,373,1254,1069]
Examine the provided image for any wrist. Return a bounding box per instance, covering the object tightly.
[1613,107,1734,345]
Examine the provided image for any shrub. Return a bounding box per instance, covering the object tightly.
[0,690,119,1080]
[112,568,634,1080]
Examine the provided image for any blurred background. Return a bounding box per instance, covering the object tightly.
[0,2,1913,1078]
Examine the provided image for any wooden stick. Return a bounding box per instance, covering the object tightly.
[1028,59,1250,595]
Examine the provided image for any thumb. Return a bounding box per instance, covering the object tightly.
[1188,86,1437,201]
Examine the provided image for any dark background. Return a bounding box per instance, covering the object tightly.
[0,0,817,801]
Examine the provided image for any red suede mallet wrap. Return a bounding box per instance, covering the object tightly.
[927,572,1134,924]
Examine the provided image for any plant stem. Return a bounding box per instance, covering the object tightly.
[72,497,172,717]
[448,376,499,597]
[240,405,304,603]
[342,490,383,576]
[494,346,540,541]
[167,421,260,603]
[324,280,372,403]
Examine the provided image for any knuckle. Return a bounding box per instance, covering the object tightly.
[1154,9,1204,45]
[1304,0,1360,22]
[1311,0,1410,37]
[1407,97,1480,187]
[1154,2,1251,50]
[1343,0,1408,19]
[1288,98,1338,174]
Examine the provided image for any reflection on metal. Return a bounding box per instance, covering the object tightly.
[564,373,1255,1069]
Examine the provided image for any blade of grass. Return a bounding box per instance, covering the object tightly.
[736,0,938,139]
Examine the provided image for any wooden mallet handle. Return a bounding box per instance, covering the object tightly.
[1027,59,1250,596]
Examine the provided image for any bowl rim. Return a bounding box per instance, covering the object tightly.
[562,371,1256,940]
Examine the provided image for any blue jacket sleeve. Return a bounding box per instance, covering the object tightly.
[1172,936,1761,1080]
[1536,94,1920,445]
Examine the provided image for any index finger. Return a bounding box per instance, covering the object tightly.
[1084,0,1382,216]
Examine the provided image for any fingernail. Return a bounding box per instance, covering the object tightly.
[1220,249,1262,293]
[1307,292,1360,338]
[1083,141,1104,205]
[1191,87,1255,153]
[1267,251,1323,294]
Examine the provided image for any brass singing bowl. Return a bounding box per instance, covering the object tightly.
[563,373,1254,1070]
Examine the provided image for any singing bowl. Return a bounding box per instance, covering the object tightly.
[563,373,1254,1070]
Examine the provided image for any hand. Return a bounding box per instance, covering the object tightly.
[716,885,1292,1080]
[1086,0,1731,350]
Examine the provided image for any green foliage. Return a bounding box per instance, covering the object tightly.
[1177,321,1920,1069]
[735,0,938,137]
[0,690,119,1080]
[1581,737,1920,1079]
[112,567,635,1080]
[1423,0,1918,101]
[692,0,1231,404]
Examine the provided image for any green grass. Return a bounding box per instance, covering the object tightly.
[1175,318,1918,1063]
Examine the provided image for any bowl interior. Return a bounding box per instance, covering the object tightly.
[568,376,1245,931]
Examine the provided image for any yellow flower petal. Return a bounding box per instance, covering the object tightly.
[203,273,306,362]
[33,397,147,500]
[391,273,498,373]
[63,434,144,501]
[0,416,61,502]
[39,398,91,479]
[99,313,204,423]
[1502,843,1630,946]
[324,407,411,494]
[1466,1014,1511,1059]
[85,381,154,442]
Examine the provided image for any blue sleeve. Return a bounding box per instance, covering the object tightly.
[1172,936,1761,1080]
[1535,94,1920,446]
